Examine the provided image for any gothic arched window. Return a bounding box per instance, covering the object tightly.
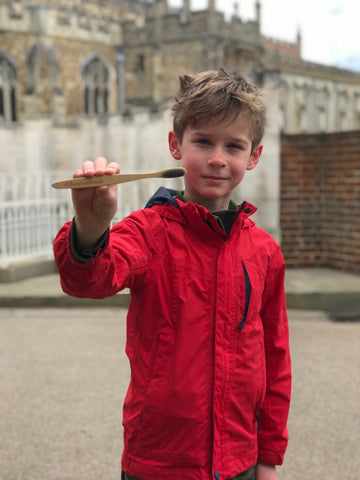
[317,88,329,132]
[25,41,63,116]
[82,55,110,115]
[295,85,309,132]
[338,91,348,131]
[278,81,289,132]
[0,52,17,122]
[355,94,360,129]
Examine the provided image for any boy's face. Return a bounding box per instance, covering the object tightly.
[169,115,262,212]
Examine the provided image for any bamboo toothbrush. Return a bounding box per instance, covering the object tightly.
[52,167,186,189]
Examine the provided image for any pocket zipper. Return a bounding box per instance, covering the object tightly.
[239,261,251,330]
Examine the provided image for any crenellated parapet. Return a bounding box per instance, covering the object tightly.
[120,2,265,107]
[0,0,122,44]
[121,3,262,47]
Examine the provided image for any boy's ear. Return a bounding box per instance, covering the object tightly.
[246,143,263,171]
[168,131,182,160]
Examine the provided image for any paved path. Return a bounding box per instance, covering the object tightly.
[0,308,359,480]
[1,268,360,310]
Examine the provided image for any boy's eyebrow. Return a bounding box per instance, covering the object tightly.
[228,136,250,145]
[191,129,250,145]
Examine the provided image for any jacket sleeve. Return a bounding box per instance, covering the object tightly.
[53,211,156,299]
[257,246,291,465]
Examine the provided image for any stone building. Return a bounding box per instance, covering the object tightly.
[0,0,360,258]
[121,0,360,135]
[0,0,123,122]
[1,0,360,128]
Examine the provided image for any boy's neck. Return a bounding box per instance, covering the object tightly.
[181,192,231,212]
[177,191,237,212]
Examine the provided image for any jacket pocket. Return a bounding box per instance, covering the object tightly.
[144,333,174,406]
[256,405,262,432]
[238,261,251,330]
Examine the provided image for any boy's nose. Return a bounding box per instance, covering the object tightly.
[208,150,226,167]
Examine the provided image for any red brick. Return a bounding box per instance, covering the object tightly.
[281,131,360,273]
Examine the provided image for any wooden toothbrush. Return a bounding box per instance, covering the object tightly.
[52,167,186,189]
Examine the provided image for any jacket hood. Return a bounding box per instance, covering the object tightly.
[145,187,257,231]
[145,187,179,209]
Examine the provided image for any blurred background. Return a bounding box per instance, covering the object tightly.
[0,0,359,279]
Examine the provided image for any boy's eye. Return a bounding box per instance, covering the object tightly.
[197,138,211,145]
[227,143,243,150]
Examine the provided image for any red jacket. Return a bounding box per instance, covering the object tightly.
[54,188,291,480]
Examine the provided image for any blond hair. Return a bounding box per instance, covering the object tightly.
[171,68,267,151]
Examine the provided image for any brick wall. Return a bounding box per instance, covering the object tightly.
[281,131,360,273]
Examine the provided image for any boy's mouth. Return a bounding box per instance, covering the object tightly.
[203,176,227,181]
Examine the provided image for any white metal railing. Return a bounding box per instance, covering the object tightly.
[0,173,74,268]
[0,173,173,268]
[0,199,73,266]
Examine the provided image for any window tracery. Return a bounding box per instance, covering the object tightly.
[0,52,17,123]
[82,56,110,115]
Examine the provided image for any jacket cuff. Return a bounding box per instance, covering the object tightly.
[70,218,109,263]
[258,449,285,466]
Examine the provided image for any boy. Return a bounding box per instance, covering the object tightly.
[54,68,291,480]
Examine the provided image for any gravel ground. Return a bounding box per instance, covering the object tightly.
[0,308,359,480]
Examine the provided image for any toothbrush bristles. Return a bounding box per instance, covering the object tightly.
[162,168,186,178]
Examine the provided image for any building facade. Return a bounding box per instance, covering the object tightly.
[1,0,360,129]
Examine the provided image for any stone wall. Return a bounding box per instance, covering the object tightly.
[280,131,360,273]
[0,88,282,240]
[0,110,173,175]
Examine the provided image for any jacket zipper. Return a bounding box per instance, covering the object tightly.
[210,248,220,478]
[257,406,262,432]
[239,261,251,330]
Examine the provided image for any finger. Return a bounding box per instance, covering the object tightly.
[94,157,108,175]
[105,162,120,175]
[82,161,96,177]
[73,169,84,179]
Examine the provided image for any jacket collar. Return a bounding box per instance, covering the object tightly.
[145,187,257,233]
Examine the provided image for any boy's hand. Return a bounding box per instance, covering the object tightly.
[72,157,120,249]
[256,463,278,480]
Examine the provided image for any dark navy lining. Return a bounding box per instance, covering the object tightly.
[144,187,179,209]
[239,261,251,330]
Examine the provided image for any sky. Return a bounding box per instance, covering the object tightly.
[168,0,360,72]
